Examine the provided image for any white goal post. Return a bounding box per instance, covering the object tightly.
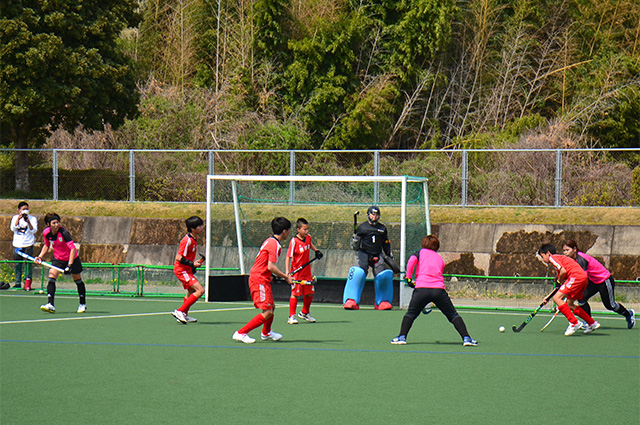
[204,175,431,308]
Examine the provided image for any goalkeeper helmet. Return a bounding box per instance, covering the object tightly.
[367,206,380,223]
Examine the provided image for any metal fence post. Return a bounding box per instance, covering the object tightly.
[208,150,215,200]
[129,150,135,202]
[461,150,468,206]
[289,150,295,205]
[555,149,562,207]
[374,150,380,204]
[52,149,58,201]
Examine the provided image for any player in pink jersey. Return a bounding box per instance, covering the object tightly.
[391,235,478,346]
[285,218,322,324]
[171,216,205,324]
[232,217,292,344]
[563,240,635,329]
[537,244,599,335]
[34,213,86,314]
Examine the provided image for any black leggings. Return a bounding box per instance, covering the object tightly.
[579,277,629,317]
[399,287,469,339]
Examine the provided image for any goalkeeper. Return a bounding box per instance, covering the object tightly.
[343,206,396,310]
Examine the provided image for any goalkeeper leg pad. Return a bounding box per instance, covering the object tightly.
[374,269,393,309]
[343,266,366,307]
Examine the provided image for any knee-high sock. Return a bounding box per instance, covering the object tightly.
[47,278,56,305]
[238,313,266,335]
[573,305,595,325]
[75,279,86,305]
[179,293,199,314]
[289,297,298,316]
[262,315,274,334]
[452,316,470,339]
[302,295,313,314]
[558,303,578,324]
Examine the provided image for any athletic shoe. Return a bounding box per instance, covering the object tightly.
[391,335,407,345]
[463,336,478,346]
[583,321,601,334]
[627,309,635,329]
[261,331,283,341]
[172,309,187,324]
[287,315,298,325]
[185,314,197,323]
[77,304,87,313]
[422,303,434,315]
[13,283,21,289]
[297,312,316,323]
[232,331,255,344]
[564,321,583,336]
[343,299,359,310]
[40,303,56,313]
[375,301,392,310]
[0,282,10,290]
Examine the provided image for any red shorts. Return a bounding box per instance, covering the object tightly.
[291,282,315,297]
[559,276,588,300]
[249,277,274,310]
[174,268,199,290]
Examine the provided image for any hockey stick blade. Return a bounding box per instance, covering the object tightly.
[15,249,65,272]
[512,287,559,333]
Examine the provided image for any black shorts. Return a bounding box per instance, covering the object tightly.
[52,257,83,275]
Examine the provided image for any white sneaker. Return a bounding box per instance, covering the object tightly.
[261,331,283,341]
[40,303,55,313]
[583,321,601,334]
[564,321,583,336]
[287,315,298,324]
[232,331,255,344]
[172,309,187,324]
[77,304,87,313]
[184,314,197,323]
[297,312,316,323]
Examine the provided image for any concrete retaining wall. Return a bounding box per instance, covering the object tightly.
[1,216,639,281]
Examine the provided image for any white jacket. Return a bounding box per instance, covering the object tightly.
[10,214,38,248]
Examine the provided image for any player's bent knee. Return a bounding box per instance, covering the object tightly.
[343,266,366,304]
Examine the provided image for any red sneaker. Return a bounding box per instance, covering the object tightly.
[375,301,392,310]
[343,299,359,310]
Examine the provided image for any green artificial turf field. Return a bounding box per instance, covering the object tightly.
[1,293,638,425]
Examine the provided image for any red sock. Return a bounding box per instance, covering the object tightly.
[238,314,265,335]
[263,315,274,335]
[179,294,199,314]
[302,295,313,314]
[289,297,298,316]
[573,306,595,325]
[558,303,578,325]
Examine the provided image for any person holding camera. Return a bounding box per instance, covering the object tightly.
[10,201,38,290]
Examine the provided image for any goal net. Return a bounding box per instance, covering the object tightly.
[204,175,431,308]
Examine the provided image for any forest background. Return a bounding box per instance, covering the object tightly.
[1,0,639,204]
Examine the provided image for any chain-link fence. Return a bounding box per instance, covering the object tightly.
[1,148,638,206]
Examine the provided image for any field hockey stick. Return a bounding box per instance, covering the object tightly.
[353,211,359,233]
[272,276,317,285]
[512,286,559,333]
[540,296,565,332]
[15,249,65,273]
[289,249,323,275]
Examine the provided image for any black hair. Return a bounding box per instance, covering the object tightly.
[271,217,291,235]
[537,243,557,255]
[18,201,29,209]
[186,216,204,232]
[296,217,308,229]
[44,213,61,225]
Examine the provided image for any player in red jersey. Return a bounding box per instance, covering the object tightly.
[171,216,205,324]
[537,244,599,336]
[285,218,322,324]
[233,217,292,344]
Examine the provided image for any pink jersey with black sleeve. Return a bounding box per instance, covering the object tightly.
[578,251,611,284]
[43,227,78,262]
[406,248,446,289]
